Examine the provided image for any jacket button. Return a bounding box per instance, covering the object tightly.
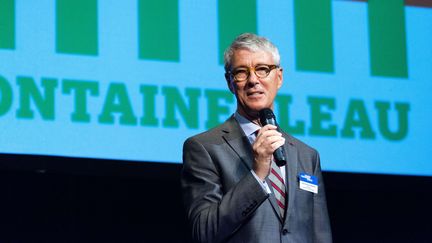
[282,229,288,235]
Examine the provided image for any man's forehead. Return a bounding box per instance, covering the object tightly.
[233,48,269,55]
[231,49,273,64]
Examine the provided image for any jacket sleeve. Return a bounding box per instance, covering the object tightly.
[181,137,269,243]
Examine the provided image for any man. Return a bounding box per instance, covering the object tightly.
[181,33,332,243]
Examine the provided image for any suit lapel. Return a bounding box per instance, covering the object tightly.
[221,116,254,170]
[283,135,299,226]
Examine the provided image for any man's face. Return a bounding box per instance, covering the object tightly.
[227,49,283,119]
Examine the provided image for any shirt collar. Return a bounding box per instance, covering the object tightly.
[234,112,261,137]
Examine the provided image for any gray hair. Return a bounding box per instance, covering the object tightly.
[223,33,281,72]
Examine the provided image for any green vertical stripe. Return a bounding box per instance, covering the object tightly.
[368,0,408,78]
[0,0,15,49]
[138,0,179,61]
[294,0,334,73]
[56,0,98,55]
[218,0,257,64]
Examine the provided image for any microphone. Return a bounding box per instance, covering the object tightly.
[259,108,287,167]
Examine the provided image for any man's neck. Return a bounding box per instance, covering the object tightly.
[236,109,261,126]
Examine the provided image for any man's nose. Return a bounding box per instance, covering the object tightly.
[247,70,260,85]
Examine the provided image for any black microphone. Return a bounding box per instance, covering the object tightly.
[259,108,287,167]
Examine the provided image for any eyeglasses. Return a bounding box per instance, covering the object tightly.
[227,64,279,82]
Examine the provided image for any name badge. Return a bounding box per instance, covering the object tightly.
[299,172,318,194]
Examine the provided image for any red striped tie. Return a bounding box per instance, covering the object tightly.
[268,161,286,217]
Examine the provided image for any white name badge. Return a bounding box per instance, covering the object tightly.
[299,172,318,194]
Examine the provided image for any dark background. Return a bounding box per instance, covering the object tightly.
[0,154,431,243]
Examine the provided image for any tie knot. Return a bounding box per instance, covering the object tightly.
[253,129,260,136]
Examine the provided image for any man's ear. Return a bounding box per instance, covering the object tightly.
[276,68,283,89]
[225,73,236,94]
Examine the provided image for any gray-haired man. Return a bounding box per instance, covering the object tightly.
[181,33,332,243]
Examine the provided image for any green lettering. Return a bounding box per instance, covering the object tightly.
[375,101,410,141]
[62,79,99,122]
[294,0,334,72]
[0,75,13,116]
[16,77,58,120]
[308,96,337,137]
[341,99,375,139]
[56,0,98,55]
[276,94,305,135]
[98,83,137,125]
[138,0,179,61]
[139,85,158,126]
[162,87,200,128]
[0,0,15,49]
[218,0,257,64]
[205,89,234,129]
[368,0,407,77]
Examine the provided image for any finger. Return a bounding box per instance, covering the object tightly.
[270,138,286,152]
[258,126,281,136]
[256,130,282,143]
[254,136,284,155]
[263,135,284,148]
[256,125,277,136]
[261,124,278,131]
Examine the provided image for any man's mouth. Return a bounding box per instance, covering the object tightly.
[247,90,264,97]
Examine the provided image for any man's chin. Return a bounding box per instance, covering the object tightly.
[250,105,271,113]
[244,107,268,119]
[237,103,272,119]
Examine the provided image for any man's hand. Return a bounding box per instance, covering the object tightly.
[252,124,285,180]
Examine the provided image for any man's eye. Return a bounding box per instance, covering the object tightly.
[255,67,270,73]
[234,69,248,75]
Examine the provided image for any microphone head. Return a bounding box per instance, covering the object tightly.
[259,108,276,126]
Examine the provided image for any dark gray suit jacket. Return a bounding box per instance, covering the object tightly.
[181,116,332,243]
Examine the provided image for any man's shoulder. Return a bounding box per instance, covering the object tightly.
[187,124,224,143]
[184,117,235,146]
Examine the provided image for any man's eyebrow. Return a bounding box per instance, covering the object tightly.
[232,65,248,69]
[234,63,272,69]
[231,63,274,71]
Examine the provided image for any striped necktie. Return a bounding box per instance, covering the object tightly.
[268,160,286,217]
